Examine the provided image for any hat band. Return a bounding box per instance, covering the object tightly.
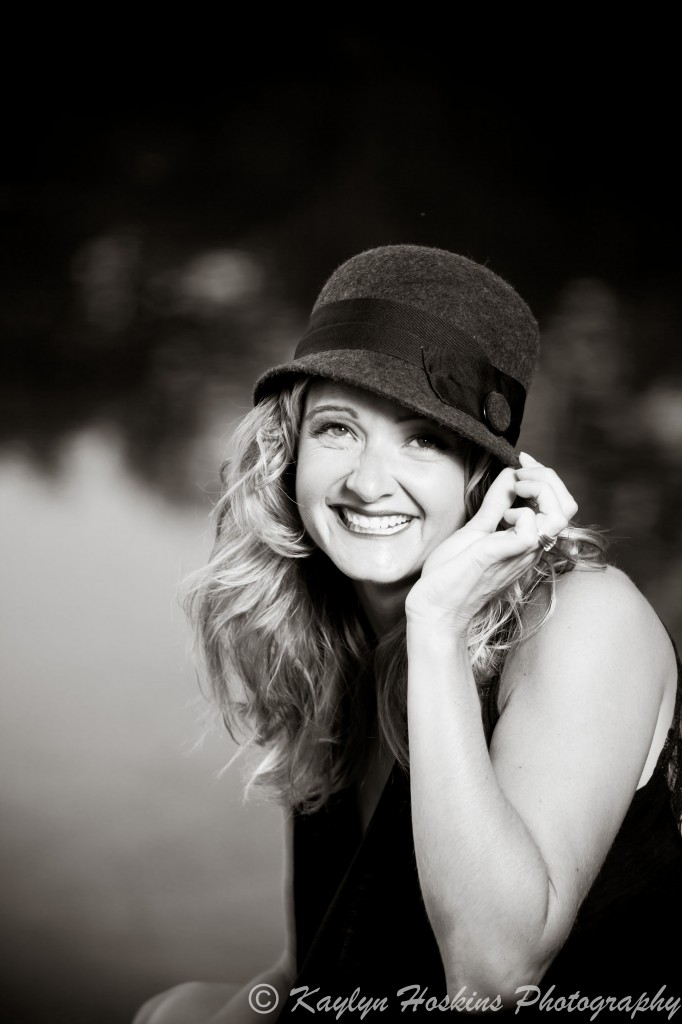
[295,297,526,443]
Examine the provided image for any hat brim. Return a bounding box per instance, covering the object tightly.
[254,350,520,468]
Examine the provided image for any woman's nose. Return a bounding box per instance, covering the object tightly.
[344,445,397,503]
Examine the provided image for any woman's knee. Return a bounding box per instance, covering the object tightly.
[132,981,239,1024]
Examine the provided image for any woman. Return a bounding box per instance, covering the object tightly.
[134,246,682,1022]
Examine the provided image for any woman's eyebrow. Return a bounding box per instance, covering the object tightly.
[306,404,443,428]
[306,404,359,419]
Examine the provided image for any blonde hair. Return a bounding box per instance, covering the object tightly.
[186,379,607,811]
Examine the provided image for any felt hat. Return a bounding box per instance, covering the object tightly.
[254,245,540,466]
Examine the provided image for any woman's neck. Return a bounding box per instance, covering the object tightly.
[353,579,412,637]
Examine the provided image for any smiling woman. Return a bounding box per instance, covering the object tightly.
[133,246,682,1023]
[296,384,468,590]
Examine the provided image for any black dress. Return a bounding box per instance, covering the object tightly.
[279,652,682,1019]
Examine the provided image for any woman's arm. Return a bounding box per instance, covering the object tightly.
[132,814,297,1024]
[405,461,676,1003]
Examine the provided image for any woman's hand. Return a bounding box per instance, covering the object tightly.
[405,453,578,635]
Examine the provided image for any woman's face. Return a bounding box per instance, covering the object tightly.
[295,381,468,587]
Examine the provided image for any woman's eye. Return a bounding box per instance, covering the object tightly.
[310,420,353,440]
[408,434,444,450]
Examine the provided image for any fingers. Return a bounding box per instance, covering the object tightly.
[414,455,577,624]
[468,467,517,532]
[467,453,577,558]
[513,478,575,520]
[513,452,578,550]
[516,452,579,519]
[492,505,543,559]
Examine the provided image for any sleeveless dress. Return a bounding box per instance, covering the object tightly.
[279,646,682,1019]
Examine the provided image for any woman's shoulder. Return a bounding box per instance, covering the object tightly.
[535,563,671,654]
[554,561,650,605]
[495,564,680,813]
[500,563,677,711]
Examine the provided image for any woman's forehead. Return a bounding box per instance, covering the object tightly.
[305,380,428,422]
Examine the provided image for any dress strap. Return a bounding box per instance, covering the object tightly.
[663,635,682,837]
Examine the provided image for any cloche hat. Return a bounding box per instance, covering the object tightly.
[254,244,540,466]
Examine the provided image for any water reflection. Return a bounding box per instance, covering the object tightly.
[3,243,303,502]
[72,230,142,335]
[0,432,284,1024]
[533,280,682,644]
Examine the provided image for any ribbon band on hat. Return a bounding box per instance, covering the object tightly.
[296,297,526,443]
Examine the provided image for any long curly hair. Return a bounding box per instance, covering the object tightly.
[186,378,607,811]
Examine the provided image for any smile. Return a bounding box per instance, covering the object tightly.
[336,507,414,535]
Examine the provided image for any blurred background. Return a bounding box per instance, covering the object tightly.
[2,35,681,1024]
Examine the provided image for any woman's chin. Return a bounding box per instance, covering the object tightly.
[316,533,426,587]
[337,561,421,589]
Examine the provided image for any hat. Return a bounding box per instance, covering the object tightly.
[254,245,540,466]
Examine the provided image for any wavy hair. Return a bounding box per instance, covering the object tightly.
[186,379,607,811]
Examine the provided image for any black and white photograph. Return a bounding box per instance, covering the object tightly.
[2,36,681,1024]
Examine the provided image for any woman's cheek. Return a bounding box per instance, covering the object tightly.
[294,471,326,547]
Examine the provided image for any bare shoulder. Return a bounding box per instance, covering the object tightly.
[489,565,678,938]
[549,565,673,669]
[500,564,676,711]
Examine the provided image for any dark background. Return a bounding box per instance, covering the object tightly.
[2,36,681,1023]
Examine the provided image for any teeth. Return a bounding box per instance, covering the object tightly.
[340,509,412,533]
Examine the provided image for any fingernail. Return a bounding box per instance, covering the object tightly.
[519,451,540,465]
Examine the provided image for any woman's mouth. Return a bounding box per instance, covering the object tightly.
[336,507,414,536]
